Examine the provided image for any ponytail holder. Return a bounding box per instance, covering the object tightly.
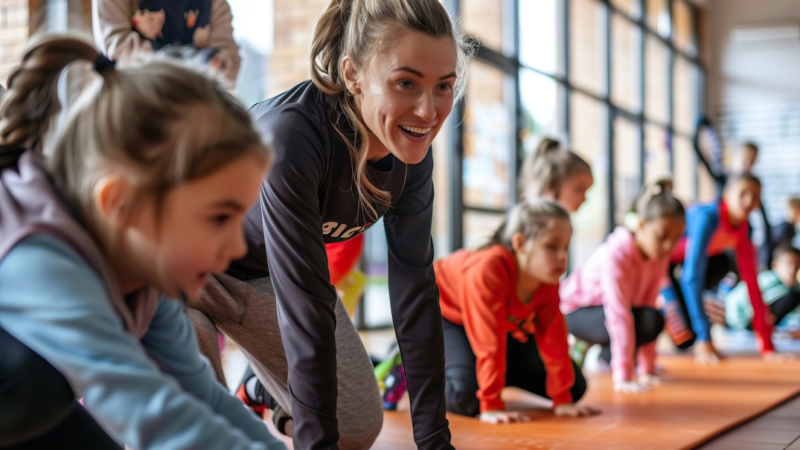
[93,54,117,74]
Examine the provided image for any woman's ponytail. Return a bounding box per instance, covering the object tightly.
[311,0,353,96]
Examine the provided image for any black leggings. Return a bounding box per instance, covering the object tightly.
[442,318,587,417]
[755,291,800,330]
[666,253,732,349]
[0,327,120,450]
[565,306,664,364]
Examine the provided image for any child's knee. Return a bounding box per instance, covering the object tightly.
[445,376,480,417]
[571,362,588,402]
[637,308,666,343]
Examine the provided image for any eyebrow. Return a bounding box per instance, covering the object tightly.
[208,199,246,211]
[392,66,457,81]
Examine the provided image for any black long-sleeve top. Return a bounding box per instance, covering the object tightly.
[228,80,452,450]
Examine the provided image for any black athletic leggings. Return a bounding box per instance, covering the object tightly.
[667,253,732,349]
[753,291,800,330]
[0,327,120,450]
[442,318,587,417]
[565,306,665,364]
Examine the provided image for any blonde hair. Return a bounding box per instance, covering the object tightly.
[634,178,685,222]
[310,0,477,220]
[480,199,570,251]
[0,34,269,227]
[519,138,592,199]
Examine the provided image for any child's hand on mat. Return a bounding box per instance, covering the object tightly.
[762,351,796,362]
[479,411,531,424]
[553,403,601,417]
[638,373,661,387]
[614,380,652,393]
[694,341,721,366]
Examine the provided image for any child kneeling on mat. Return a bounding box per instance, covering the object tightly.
[435,200,599,424]
[726,244,800,337]
[560,180,685,393]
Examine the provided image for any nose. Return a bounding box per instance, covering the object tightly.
[415,91,436,122]
[229,226,248,262]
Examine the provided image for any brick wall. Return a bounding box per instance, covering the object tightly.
[269,0,327,96]
[0,0,28,86]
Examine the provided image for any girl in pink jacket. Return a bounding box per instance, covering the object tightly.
[560,180,686,393]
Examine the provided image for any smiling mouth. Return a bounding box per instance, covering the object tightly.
[399,125,432,138]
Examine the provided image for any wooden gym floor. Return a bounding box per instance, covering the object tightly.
[226,332,800,449]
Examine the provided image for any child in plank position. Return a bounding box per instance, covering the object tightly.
[0,35,283,449]
[662,174,792,364]
[519,138,594,212]
[436,200,599,424]
[727,244,800,337]
[560,180,686,393]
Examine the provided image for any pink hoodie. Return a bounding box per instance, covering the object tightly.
[560,227,669,382]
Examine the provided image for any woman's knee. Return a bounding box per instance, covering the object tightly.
[335,380,383,450]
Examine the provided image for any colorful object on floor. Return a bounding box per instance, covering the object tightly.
[569,338,590,368]
[335,269,366,319]
[235,382,268,418]
[382,363,407,411]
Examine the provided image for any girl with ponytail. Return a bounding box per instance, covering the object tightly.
[434,200,599,423]
[561,180,685,393]
[184,0,476,448]
[0,34,283,449]
[519,138,593,212]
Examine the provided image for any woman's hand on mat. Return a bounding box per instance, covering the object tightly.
[553,403,601,417]
[614,380,652,393]
[479,410,531,424]
[694,341,721,366]
[762,351,796,362]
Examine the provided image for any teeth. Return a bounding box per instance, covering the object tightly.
[400,125,432,135]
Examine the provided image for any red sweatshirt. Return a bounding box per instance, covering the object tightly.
[435,245,575,413]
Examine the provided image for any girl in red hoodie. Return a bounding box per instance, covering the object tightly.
[435,200,600,424]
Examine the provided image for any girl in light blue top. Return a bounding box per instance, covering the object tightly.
[0,34,284,450]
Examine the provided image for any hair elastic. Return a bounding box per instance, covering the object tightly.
[93,54,117,74]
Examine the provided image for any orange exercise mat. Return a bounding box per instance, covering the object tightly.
[373,355,800,450]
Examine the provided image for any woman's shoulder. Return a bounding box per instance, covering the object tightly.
[249,80,330,133]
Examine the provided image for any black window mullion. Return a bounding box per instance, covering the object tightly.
[604,1,614,232]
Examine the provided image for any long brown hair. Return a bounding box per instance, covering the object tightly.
[0,33,269,228]
[310,0,477,220]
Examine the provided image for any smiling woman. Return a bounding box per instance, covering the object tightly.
[184,0,476,449]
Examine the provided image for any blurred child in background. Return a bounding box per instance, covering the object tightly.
[435,200,599,424]
[561,180,685,393]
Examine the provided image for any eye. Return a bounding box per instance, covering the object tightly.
[399,80,414,89]
[436,82,453,91]
[211,214,230,227]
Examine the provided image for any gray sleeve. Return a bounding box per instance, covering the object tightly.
[92,0,154,61]
[383,151,452,449]
[0,235,274,450]
[259,107,342,449]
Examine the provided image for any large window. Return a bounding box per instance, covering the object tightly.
[447,0,706,267]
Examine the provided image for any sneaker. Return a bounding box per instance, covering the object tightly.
[236,379,269,417]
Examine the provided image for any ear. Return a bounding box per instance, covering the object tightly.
[510,232,526,254]
[341,56,361,95]
[93,175,132,227]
